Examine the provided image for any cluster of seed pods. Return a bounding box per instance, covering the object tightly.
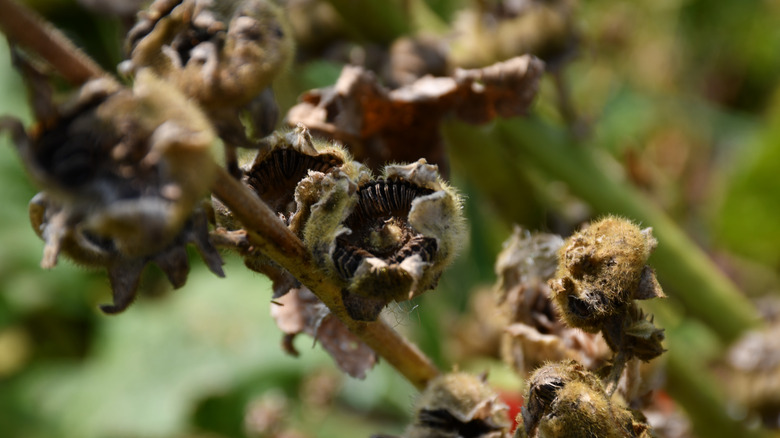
[219,126,465,321]
[1,0,295,313]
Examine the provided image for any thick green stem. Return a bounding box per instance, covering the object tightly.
[443,118,761,342]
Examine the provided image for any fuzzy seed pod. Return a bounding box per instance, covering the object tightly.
[123,0,295,175]
[124,0,292,111]
[3,69,223,313]
[211,125,357,297]
[404,372,511,438]
[517,361,651,438]
[245,126,352,224]
[549,216,664,333]
[305,159,466,321]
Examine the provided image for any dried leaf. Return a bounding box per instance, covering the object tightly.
[270,288,378,379]
[287,56,544,174]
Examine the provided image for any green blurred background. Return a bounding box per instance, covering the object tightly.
[2,0,780,437]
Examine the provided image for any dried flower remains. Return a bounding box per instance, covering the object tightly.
[304,159,466,321]
[496,227,610,376]
[1,57,223,313]
[122,0,294,173]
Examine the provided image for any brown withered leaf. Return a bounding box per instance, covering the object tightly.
[286,55,544,174]
[270,287,378,379]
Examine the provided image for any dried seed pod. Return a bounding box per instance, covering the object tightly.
[245,126,351,222]
[123,0,294,174]
[124,0,292,110]
[307,159,465,321]
[517,361,651,438]
[404,372,511,438]
[212,126,356,298]
[548,217,666,394]
[549,216,664,333]
[4,68,223,313]
[495,227,611,376]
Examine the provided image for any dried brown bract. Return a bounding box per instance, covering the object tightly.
[286,55,544,175]
[549,216,666,390]
[270,287,377,379]
[400,372,511,438]
[2,68,223,313]
[304,159,465,321]
[517,361,651,438]
[496,227,610,375]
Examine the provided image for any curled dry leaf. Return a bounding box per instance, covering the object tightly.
[286,55,544,174]
[495,227,610,375]
[270,287,378,379]
[517,361,652,438]
[2,64,223,314]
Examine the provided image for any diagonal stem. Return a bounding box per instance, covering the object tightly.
[211,166,440,390]
[0,0,106,84]
[0,0,440,390]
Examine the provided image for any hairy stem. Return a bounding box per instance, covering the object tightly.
[211,166,440,390]
[0,0,106,84]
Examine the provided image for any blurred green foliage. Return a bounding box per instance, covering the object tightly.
[2,0,780,437]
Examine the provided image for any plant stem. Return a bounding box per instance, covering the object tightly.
[211,166,440,390]
[0,0,440,390]
[442,119,761,342]
[0,0,106,85]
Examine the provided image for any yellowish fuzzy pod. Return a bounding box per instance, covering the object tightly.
[405,372,511,438]
[549,216,663,333]
[517,361,651,438]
